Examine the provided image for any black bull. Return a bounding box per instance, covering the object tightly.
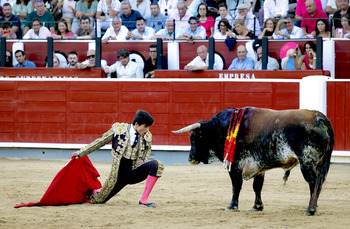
[173,107,334,216]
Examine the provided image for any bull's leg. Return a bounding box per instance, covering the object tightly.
[299,164,317,215]
[252,172,265,211]
[226,171,243,211]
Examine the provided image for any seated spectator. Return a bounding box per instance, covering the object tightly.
[281,48,301,70]
[258,18,277,39]
[333,0,350,29]
[301,0,328,37]
[104,49,143,78]
[75,16,95,39]
[232,19,254,39]
[23,0,56,35]
[186,0,201,16]
[53,54,60,67]
[214,3,233,34]
[23,18,51,39]
[0,21,17,38]
[71,0,98,34]
[51,19,77,39]
[12,0,33,33]
[213,18,232,39]
[5,49,13,67]
[130,0,151,19]
[170,0,192,31]
[228,45,255,70]
[197,3,215,39]
[76,49,108,70]
[334,13,350,38]
[325,0,339,16]
[273,17,304,39]
[298,41,317,70]
[184,45,221,71]
[52,0,77,32]
[126,17,154,40]
[233,4,261,37]
[254,46,280,70]
[66,51,78,68]
[96,0,120,37]
[158,0,178,17]
[295,0,323,23]
[14,50,36,67]
[261,0,288,26]
[144,44,168,78]
[153,18,183,40]
[120,0,142,31]
[227,0,252,18]
[102,16,128,42]
[147,3,166,33]
[310,18,331,38]
[206,0,225,18]
[0,3,21,38]
[178,16,206,40]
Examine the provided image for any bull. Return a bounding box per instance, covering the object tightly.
[173,107,334,215]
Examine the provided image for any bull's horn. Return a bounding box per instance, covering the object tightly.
[172,123,201,134]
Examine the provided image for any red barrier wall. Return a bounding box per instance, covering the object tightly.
[0,79,299,146]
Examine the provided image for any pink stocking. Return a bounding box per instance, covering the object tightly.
[140,175,158,204]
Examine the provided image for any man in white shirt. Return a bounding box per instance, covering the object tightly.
[127,17,155,40]
[184,45,221,71]
[76,49,108,70]
[96,0,121,37]
[254,46,280,70]
[263,0,289,22]
[104,49,144,78]
[214,3,234,33]
[102,16,129,42]
[273,17,304,39]
[170,0,192,31]
[130,0,151,19]
[23,18,51,39]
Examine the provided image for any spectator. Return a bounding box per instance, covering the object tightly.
[104,49,143,78]
[5,49,13,67]
[144,44,168,78]
[120,0,142,31]
[178,16,206,40]
[197,2,215,39]
[130,0,151,19]
[52,0,77,32]
[153,18,183,40]
[146,2,167,33]
[254,46,280,70]
[273,17,304,39]
[258,17,276,39]
[12,0,33,33]
[127,16,154,40]
[186,0,201,16]
[184,45,221,71]
[23,18,51,39]
[0,21,17,38]
[206,0,225,18]
[301,0,328,37]
[295,0,323,23]
[71,0,98,34]
[228,45,255,70]
[325,0,339,15]
[14,50,36,67]
[75,16,95,39]
[233,4,261,37]
[334,13,350,38]
[213,18,232,39]
[51,18,77,39]
[53,54,60,67]
[214,3,233,33]
[102,16,128,42]
[170,0,192,31]
[0,0,16,7]
[76,49,108,70]
[158,0,178,17]
[333,0,350,29]
[311,18,331,38]
[261,0,288,26]
[23,0,56,35]
[227,0,252,18]
[66,51,78,68]
[0,3,21,38]
[232,18,254,39]
[298,41,317,70]
[96,0,120,37]
[281,48,301,70]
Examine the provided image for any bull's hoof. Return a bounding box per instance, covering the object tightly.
[304,207,317,216]
[252,204,264,211]
[225,206,239,212]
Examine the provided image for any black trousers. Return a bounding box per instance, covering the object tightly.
[103,157,159,203]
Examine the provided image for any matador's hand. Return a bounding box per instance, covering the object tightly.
[70,152,80,160]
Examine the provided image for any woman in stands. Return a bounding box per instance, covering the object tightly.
[53,55,60,67]
[51,19,77,39]
[334,14,350,38]
[197,3,214,39]
[258,18,276,39]
[213,18,232,39]
[231,19,254,39]
[311,19,330,38]
[53,0,77,32]
[298,41,317,70]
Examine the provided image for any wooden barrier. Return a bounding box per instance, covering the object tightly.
[0,68,105,78]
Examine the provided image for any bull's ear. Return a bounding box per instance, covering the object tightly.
[172,123,201,134]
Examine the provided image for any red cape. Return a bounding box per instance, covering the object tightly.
[14,156,101,208]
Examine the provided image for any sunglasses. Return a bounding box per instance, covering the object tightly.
[87,55,95,59]
[165,9,168,16]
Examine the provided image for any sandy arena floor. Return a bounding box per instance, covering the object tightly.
[1,158,350,229]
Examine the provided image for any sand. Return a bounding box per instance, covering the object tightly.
[1,158,350,229]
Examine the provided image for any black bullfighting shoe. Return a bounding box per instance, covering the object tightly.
[139,201,156,208]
